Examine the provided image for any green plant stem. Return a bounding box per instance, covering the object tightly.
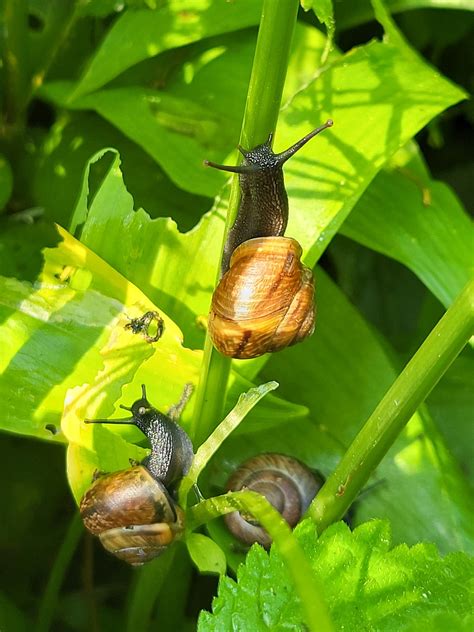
[190,0,300,447]
[188,490,334,632]
[35,513,83,632]
[310,278,474,531]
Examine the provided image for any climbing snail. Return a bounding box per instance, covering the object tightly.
[205,120,333,359]
[224,453,324,548]
[80,384,193,566]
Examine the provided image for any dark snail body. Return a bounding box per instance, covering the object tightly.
[205,120,333,358]
[80,384,193,565]
[220,139,290,272]
[224,453,325,548]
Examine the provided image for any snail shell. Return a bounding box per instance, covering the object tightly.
[209,236,315,359]
[224,453,323,548]
[80,465,184,566]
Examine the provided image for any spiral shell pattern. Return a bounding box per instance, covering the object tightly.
[224,453,323,548]
[80,466,184,566]
[209,237,315,359]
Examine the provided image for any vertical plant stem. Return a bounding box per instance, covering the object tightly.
[35,513,83,632]
[191,0,300,446]
[310,278,474,530]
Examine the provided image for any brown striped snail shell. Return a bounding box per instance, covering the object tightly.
[80,466,184,566]
[224,453,324,548]
[208,236,315,359]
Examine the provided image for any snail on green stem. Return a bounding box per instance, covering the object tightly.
[205,120,333,359]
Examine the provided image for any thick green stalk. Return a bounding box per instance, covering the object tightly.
[35,513,83,632]
[191,0,300,446]
[310,278,474,530]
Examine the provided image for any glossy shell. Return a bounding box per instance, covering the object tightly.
[209,237,315,359]
[224,453,323,548]
[80,466,184,566]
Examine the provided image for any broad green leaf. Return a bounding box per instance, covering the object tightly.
[67,148,222,347]
[33,112,210,229]
[0,225,200,469]
[427,355,474,485]
[40,24,328,198]
[335,0,474,30]
[0,153,12,213]
[277,38,466,265]
[43,85,230,197]
[199,520,474,631]
[186,534,226,575]
[341,157,474,308]
[70,0,263,99]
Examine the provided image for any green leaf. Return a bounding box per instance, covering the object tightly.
[277,37,466,265]
[335,0,474,31]
[301,0,335,64]
[187,533,226,576]
[68,148,222,348]
[341,152,474,308]
[199,520,474,631]
[52,85,229,197]
[0,225,201,493]
[33,112,210,229]
[427,355,474,486]
[70,0,263,99]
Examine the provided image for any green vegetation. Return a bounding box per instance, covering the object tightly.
[0,1,473,630]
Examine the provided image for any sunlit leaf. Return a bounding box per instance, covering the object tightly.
[0,225,200,483]
[70,0,263,99]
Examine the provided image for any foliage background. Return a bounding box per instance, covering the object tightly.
[0,0,473,630]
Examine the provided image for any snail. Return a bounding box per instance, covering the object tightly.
[205,120,333,359]
[80,384,193,566]
[224,453,324,548]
